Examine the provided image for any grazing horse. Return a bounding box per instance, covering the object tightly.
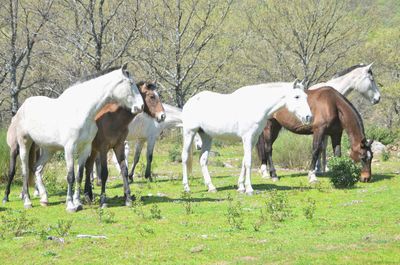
[259,63,380,178]
[12,64,144,212]
[82,82,165,208]
[181,81,312,195]
[257,86,373,183]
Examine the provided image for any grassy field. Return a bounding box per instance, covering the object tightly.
[0,133,399,265]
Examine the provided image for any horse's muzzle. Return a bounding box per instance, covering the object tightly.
[132,105,144,114]
[304,115,313,124]
[156,112,166,123]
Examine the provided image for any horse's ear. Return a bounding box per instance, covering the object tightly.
[293,78,300,89]
[367,62,374,69]
[122,62,128,71]
[367,139,374,147]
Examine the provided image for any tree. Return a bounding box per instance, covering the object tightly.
[246,0,366,86]
[0,0,54,116]
[138,0,235,107]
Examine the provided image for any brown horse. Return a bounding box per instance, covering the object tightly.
[257,86,373,183]
[81,81,165,208]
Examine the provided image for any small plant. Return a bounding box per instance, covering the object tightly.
[168,143,182,162]
[303,197,316,220]
[328,157,360,188]
[149,204,162,219]
[132,190,146,218]
[97,208,115,224]
[181,191,194,215]
[0,210,34,238]
[266,189,292,223]
[252,209,267,232]
[381,150,390,162]
[226,193,244,230]
[52,219,73,237]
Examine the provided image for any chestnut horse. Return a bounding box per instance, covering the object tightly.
[82,81,165,208]
[257,86,373,183]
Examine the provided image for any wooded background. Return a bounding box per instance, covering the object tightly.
[0,0,399,129]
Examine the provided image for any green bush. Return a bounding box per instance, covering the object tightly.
[0,129,10,183]
[366,126,398,145]
[328,157,360,188]
[269,130,313,169]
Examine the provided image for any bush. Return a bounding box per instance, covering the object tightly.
[328,157,360,188]
[269,130,313,169]
[366,126,398,145]
[0,129,10,183]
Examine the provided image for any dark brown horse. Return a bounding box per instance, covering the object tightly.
[257,86,373,183]
[81,81,165,208]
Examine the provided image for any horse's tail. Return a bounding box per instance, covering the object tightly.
[28,142,36,187]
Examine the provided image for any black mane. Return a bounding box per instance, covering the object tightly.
[333,64,367,78]
[136,81,157,90]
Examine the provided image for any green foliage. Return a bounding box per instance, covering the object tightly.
[97,208,116,224]
[266,189,292,223]
[181,191,194,215]
[270,131,313,169]
[328,157,361,188]
[382,150,391,161]
[366,125,398,145]
[168,142,182,163]
[132,189,146,219]
[149,204,162,220]
[51,219,72,237]
[303,197,316,220]
[0,130,10,184]
[0,210,34,238]
[226,193,244,230]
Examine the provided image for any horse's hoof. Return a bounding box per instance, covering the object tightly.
[101,203,108,209]
[2,197,8,204]
[125,200,132,207]
[66,207,77,213]
[245,191,254,196]
[24,203,33,209]
[208,188,217,193]
[261,175,271,179]
[237,188,245,193]
[40,201,48,207]
[309,179,319,184]
[84,195,93,204]
[33,190,40,198]
[272,177,279,182]
[76,204,83,211]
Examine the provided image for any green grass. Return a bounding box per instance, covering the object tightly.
[0,137,399,265]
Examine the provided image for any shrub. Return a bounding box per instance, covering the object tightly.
[366,126,398,145]
[381,149,390,161]
[226,193,244,230]
[328,157,360,188]
[0,129,10,184]
[168,142,182,162]
[266,189,292,223]
[269,130,313,169]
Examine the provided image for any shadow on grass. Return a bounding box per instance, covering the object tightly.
[370,174,395,182]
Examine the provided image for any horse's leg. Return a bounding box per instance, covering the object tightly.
[182,129,196,193]
[33,148,54,206]
[308,130,325,183]
[238,158,246,193]
[94,155,102,186]
[73,144,91,210]
[257,131,269,179]
[19,138,33,208]
[112,141,130,175]
[64,145,78,212]
[114,142,132,206]
[84,149,97,203]
[3,144,19,203]
[331,131,343,157]
[198,132,216,192]
[145,138,156,181]
[265,119,282,181]
[128,140,144,182]
[242,136,254,195]
[315,136,328,173]
[99,150,109,208]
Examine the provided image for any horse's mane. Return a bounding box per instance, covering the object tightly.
[137,81,157,91]
[75,66,121,84]
[332,64,366,78]
[329,87,366,136]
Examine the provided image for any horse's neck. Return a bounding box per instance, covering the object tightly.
[326,74,358,96]
[163,105,183,129]
[336,96,365,146]
[59,76,115,122]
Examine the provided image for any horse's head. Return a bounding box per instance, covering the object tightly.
[354,63,381,105]
[284,80,313,125]
[112,63,144,114]
[137,81,166,123]
[350,138,374,182]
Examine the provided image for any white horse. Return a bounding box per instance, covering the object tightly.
[109,103,202,181]
[14,64,144,212]
[259,63,381,178]
[181,81,313,195]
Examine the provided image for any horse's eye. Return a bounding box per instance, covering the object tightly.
[295,95,300,99]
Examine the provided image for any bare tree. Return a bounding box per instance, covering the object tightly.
[48,0,142,82]
[246,0,366,86]
[0,0,53,116]
[138,0,235,107]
